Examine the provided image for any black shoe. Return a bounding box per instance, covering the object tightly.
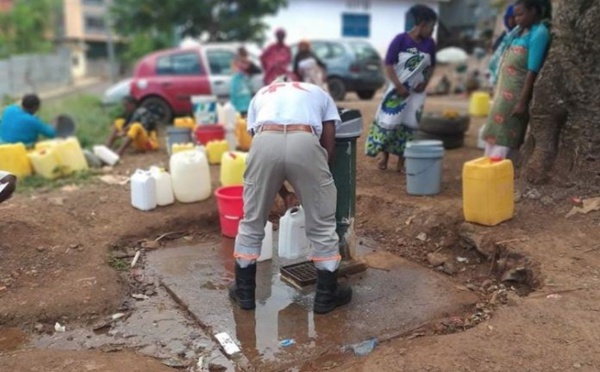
[228,263,256,310]
[313,269,352,315]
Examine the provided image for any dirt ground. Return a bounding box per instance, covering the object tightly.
[1,93,600,372]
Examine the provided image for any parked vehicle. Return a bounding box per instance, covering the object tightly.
[291,39,385,101]
[128,44,264,123]
[102,78,132,106]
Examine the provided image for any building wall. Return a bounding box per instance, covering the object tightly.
[63,0,109,42]
[263,0,442,56]
[0,50,73,98]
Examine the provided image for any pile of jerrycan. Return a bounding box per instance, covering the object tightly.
[0,138,89,180]
[404,93,514,227]
[130,95,313,263]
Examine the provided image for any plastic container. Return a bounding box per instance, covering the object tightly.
[206,140,229,165]
[215,185,244,238]
[258,221,273,262]
[150,166,175,206]
[403,142,445,196]
[0,143,32,179]
[170,150,211,203]
[463,157,514,226]
[171,143,195,154]
[235,116,253,151]
[52,137,88,175]
[28,148,61,179]
[167,127,192,155]
[469,91,491,117]
[130,169,157,211]
[93,145,120,166]
[174,117,195,130]
[477,125,486,150]
[220,102,237,130]
[195,125,225,146]
[220,152,247,186]
[278,207,311,260]
[191,95,217,125]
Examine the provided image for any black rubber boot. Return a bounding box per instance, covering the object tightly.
[313,269,352,315]
[228,263,256,310]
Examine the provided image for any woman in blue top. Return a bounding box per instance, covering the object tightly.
[482,0,551,159]
[0,94,56,146]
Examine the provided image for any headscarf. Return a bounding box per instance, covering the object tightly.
[504,5,515,31]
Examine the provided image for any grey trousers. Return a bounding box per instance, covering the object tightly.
[234,130,341,271]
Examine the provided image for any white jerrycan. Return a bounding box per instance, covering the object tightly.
[478,125,486,150]
[258,221,273,262]
[130,169,157,211]
[278,207,311,260]
[149,166,175,206]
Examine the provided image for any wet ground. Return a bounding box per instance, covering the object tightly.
[146,238,478,371]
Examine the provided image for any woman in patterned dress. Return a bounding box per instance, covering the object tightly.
[365,5,437,171]
[482,0,551,160]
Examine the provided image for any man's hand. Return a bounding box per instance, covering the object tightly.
[395,84,410,99]
[414,82,427,93]
[512,100,528,118]
[320,121,336,165]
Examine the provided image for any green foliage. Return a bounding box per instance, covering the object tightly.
[18,171,95,193]
[38,94,118,149]
[111,0,287,46]
[0,0,59,58]
[117,32,172,67]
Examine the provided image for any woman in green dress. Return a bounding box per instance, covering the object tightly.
[482,0,551,160]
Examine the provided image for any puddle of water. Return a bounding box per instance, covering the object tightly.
[30,284,234,370]
[148,238,478,371]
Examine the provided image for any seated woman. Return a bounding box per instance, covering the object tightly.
[0,94,56,147]
[482,0,551,160]
[0,171,16,205]
[106,96,159,157]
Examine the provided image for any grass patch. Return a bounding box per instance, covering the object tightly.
[17,170,96,193]
[39,94,123,149]
[108,254,130,271]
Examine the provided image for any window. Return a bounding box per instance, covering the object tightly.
[312,42,330,60]
[330,43,346,59]
[350,42,379,61]
[84,15,105,33]
[206,50,235,75]
[341,13,370,38]
[156,52,203,75]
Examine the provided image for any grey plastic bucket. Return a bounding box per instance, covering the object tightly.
[404,142,444,196]
[166,127,192,155]
[405,140,443,150]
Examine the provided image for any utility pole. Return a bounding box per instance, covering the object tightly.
[105,0,117,84]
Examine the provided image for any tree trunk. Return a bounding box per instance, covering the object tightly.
[520,0,600,190]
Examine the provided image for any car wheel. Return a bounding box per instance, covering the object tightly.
[328,78,347,101]
[357,90,376,100]
[419,115,471,135]
[415,131,465,149]
[140,96,173,124]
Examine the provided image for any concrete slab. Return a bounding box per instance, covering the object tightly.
[147,240,477,371]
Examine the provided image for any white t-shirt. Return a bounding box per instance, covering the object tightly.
[247,82,341,138]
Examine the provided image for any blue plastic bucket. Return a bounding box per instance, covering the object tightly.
[404,141,444,196]
[166,127,192,155]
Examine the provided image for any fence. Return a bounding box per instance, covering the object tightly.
[0,49,73,99]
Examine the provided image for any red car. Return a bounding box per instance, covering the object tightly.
[130,44,264,123]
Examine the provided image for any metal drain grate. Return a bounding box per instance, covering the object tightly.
[280,261,317,287]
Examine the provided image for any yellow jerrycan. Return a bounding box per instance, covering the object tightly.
[0,143,32,179]
[206,140,229,165]
[463,157,514,226]
[28,148,62,179]
[235,115,253,151]
[220,151,247,186]
[469,91,491,117]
